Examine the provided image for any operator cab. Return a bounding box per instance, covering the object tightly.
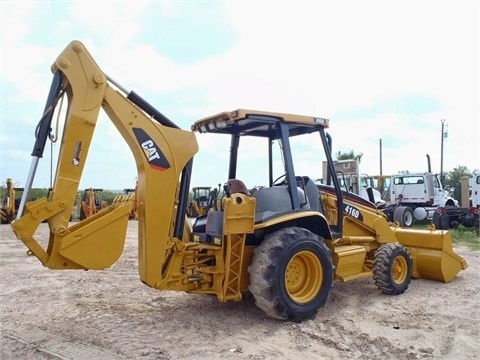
[190,109,345,240]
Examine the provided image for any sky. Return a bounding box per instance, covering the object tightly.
[0,0,479,192]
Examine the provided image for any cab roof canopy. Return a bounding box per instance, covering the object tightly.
[192,109,330,139]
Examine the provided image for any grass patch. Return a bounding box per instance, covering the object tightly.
[412,221,480,250]
[452,226,480,250]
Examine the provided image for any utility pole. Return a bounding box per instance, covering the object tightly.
[379,138,383,176]
[440,119,448,185]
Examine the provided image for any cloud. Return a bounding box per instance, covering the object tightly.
[0,1,478,192]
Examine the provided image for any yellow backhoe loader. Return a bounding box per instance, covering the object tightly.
[1,178,24,224]
[11,41,467,322]
[187,186,216,217]
[79,188,107,220]
[124,182,138,220]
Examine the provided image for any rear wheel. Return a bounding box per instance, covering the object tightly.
[80,207,87,220]
[393,206,414,227]
[373,243,412,295]
[0,209,9,224]
[433,210,450,230]
[249,227,333,322]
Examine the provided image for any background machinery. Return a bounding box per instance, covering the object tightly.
[433,171,480,230]
[186,186,214,218]
[124,181,138,220]
[79,188,107,220]
[1,178,24,224]
[11,41,467,322]
[321,158,385,206]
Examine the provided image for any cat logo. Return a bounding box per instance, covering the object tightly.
[141,140,160,161]
[133,128,170,171]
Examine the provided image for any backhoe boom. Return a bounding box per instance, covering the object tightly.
[12,41,198,287]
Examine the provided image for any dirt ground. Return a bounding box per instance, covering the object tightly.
[1,221,479,360]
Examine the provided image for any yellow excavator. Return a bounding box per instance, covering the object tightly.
[11,41,467,322]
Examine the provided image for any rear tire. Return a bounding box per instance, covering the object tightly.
[393,206,414,227]
[373,243,412,295]
[433,210,450,230]
[0,210,8,224]
[0,210,13,224]
[249,227,333,322]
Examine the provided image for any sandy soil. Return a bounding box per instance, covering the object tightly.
[1,221,479,360]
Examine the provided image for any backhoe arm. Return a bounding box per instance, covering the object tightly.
[11,41,198,287]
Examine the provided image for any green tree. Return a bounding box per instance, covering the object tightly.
[29,188,50,200]
[336,150,363,162]
[445,165,472,200]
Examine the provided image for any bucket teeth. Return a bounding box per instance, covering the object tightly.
[113,193,135,207]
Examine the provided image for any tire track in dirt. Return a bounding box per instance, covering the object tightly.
[297,318,421,359]
[1,325,124,360]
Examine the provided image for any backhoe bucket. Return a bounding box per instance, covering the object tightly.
[392,227,468,282]
[11,194,134,270]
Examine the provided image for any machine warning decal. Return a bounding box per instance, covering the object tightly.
[72,141,82,166]
[343,204,363,221]
[132,128,170,171]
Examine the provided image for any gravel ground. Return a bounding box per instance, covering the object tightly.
[1,221,479,360]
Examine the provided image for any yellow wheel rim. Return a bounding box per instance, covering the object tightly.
[391,255,408,284]
[285,250,322,303]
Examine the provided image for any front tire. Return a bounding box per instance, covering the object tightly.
[248,227,333,322]
[373,243,412,295]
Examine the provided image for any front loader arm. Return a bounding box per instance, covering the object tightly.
[11,41,198,287]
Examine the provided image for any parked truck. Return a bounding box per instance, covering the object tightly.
[433,171,480,230]
[321,159,385,206]
[381,155,457,227]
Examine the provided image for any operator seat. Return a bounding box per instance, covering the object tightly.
[301,177,323,213]
[191,179,251,244]
[227,179,251,196]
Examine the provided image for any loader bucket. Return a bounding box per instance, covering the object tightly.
[392,227,468,283]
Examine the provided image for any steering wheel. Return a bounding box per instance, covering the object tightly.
[272,173,287,186]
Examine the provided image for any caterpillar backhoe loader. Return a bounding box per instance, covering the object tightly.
[1,178,24,224]
[124,182,138,220]
[187,186,215,217]
[79,188,107,220]
[11,41,467,322]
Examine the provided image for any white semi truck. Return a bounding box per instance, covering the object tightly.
[381,155,457,227]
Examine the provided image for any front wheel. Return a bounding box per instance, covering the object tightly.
[248,227,333,322]
[373,243,413,295]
